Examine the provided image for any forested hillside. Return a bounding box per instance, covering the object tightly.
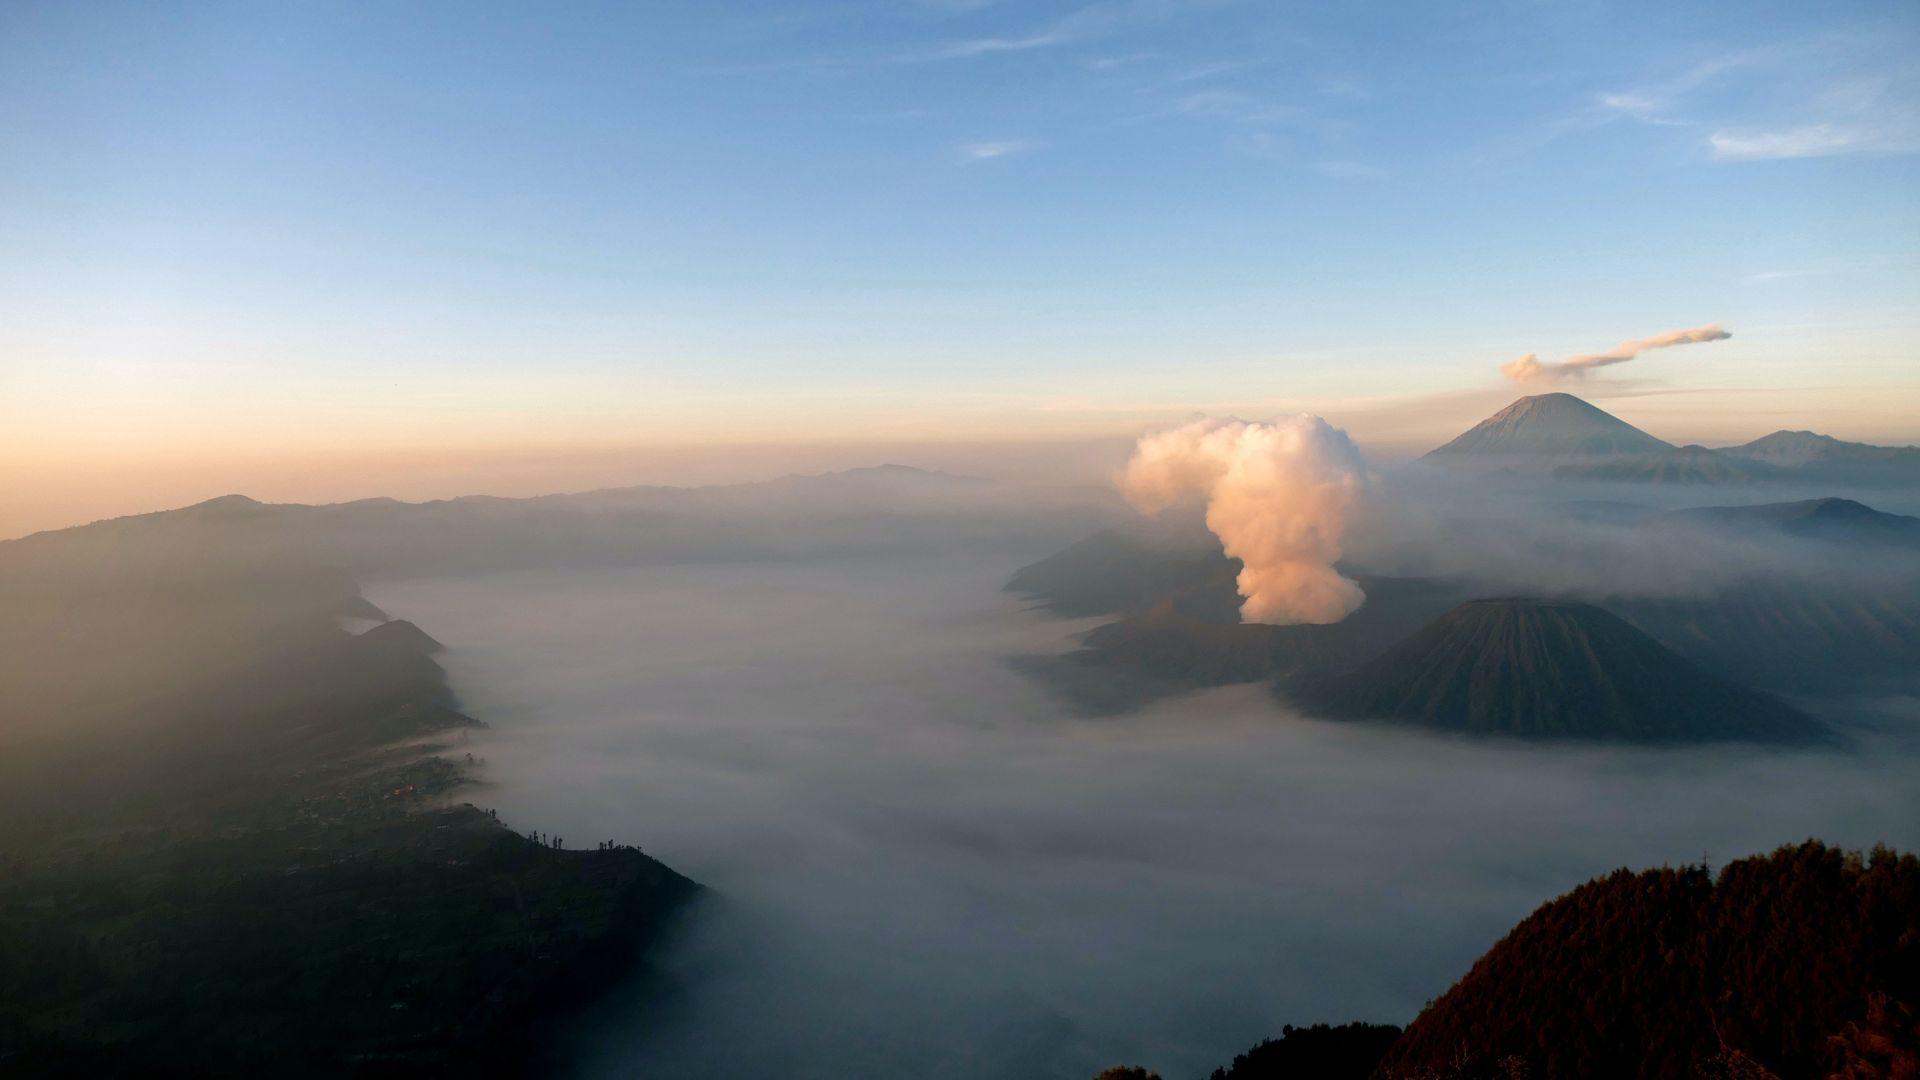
[0,557,696,1074]
[1105,842,1919,1080]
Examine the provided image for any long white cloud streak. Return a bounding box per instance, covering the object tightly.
[1502,323,1731,383]
[1121,415,1369,625]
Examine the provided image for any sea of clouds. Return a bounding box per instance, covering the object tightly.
[374,548,1920,1080]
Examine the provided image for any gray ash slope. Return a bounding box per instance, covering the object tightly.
[1291,599,1825,743]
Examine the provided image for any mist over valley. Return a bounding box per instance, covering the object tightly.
[376,554,1920,1079]
[8,388,1920,1075]
[9,5,1920,1071]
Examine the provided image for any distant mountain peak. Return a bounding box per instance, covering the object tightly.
[1723,429,1920,469]
[1510,391,1602,410]
[182,494,267,514]
[766,463,981,490]
[1793,496,1877,518]
[1426,394,1674,462]
[355,619,444,654]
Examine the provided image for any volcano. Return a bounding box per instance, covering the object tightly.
[1425,393,1673,464]
[1294,598,1823,742]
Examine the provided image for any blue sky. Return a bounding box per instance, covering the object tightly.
[2,1,1918,530]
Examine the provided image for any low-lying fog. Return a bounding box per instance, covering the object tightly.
[373,553,1920,1080]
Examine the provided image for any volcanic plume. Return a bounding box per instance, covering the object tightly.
[1120,415,1369,625]
[1502,323,1730,384]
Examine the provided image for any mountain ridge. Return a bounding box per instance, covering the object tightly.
[1669,497,1920,549]
[1427,394,1920,485]
[1724,429,1920,467]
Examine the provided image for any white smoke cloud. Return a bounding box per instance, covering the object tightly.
[1120,415,1369,625]
[1502,323,1731,384]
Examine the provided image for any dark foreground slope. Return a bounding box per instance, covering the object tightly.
[1206,1023,1404,1079]
[1294,599,1822,742]
[1379,841,1920,1079]
[1103,842,1920,1080]
[0,561,696,1075]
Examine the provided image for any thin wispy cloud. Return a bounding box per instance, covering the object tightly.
[1593,55,1754,127]
[1704,42,1918,160]
[1710,122,1915,160]
[958,139,1042,161]
[1583,36,1919,162]
[1083,52,1157,70]
[711,0,1224,72]
[1741,269,1815,284]
[911,0,1009,12]
[920,30,1072,60]
[1312,160,1387,180]
[905,0,1229,64]
[1709,125,1855,160]
[1594,92,1691,127]
[1317,76,1370,100]
[1165,59,1264,86]
[1162,89,1327,131]
[1468,57,1744,164]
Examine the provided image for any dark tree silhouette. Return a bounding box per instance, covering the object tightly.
[1377,841,1920,1079]
[1207,1022,1402,1079]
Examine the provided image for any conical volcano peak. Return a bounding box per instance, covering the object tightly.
[1426,393,1674,462]
[1502,392,1608,415]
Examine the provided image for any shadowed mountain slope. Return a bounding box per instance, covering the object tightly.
[1553,444,1782,485]
[1724,429,1920,472]
[1613,583,1920,697]
[357,617,447,654]
[1668,496,1920,549]
[3,465,1117,581]
[0,505,700,1074]
[1004,516,1232,619]
[1015,574,1472,715]
[1294,599,1823,742]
